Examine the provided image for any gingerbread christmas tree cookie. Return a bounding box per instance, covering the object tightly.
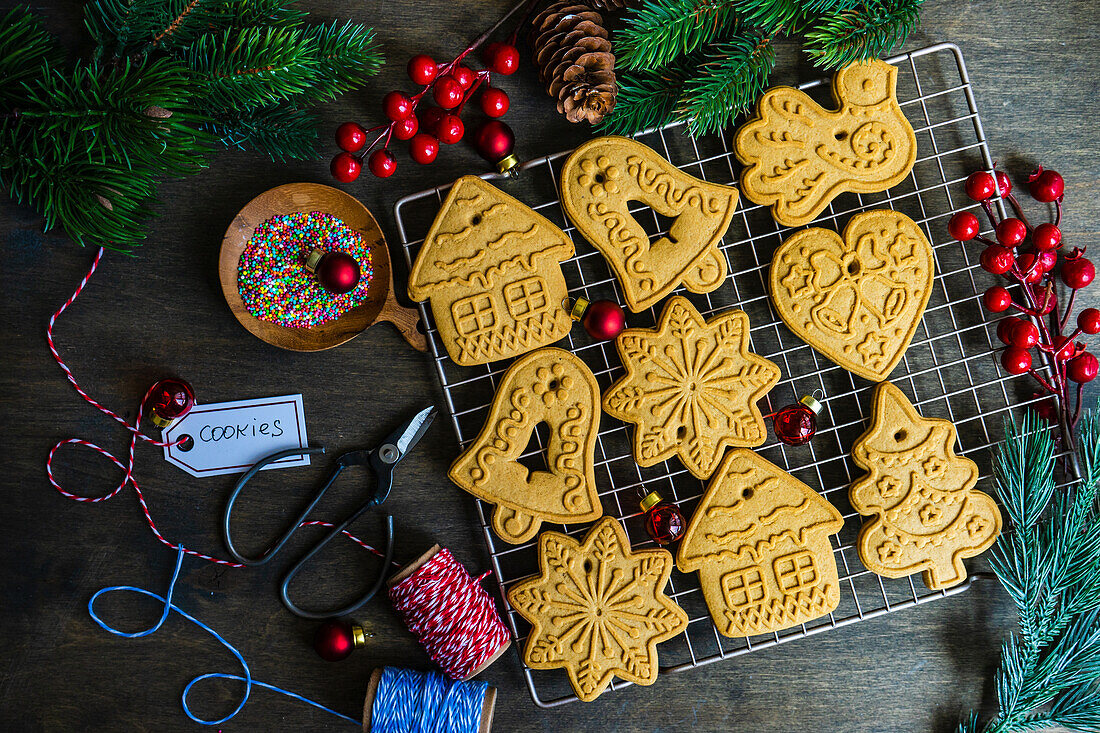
[678,449,844,637]
[508,516,689,702]
[408,176,574,366]
[560,136,738,312]
[603,296,781,479]
[770,209,933,381]
[735,60,917,227]
[850,382,1001,590]
[449,347,602,544]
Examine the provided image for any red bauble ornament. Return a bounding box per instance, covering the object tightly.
[147,379,195,428]
[437,114,465,145]
[383,91,413,121]
[409,133,439,164]
[480,87,509,118]
[948,211,980,241]
[1010,319,1039,349]
[335,122,367,153]
[773,394,823,446]
[330,152,361,183]
[393,115,419,141]
[306,249,361,294]
[1032,223,1061,251]
[640,492,685,546]
[981,245,1014,275]
[1062,257,1095,289]
[433,76,464,109]
[1015,253,1043,283]
[419,106,445,136]
[313,620,367,662]
[483,42,520,75]
[1029,168,1065,202]
[407,54,438,85]
[452,65,477,90]
[1077,308,1100,335]
[1001,347,1033,375]
[966,171,997,201]
[995,170,1011,197]
[996,218,1027,247]
[368,148,397,178]
[1068,353,1099,383]
[473,120,518,174]
[569,297,625,340]
[983,286,1013,313]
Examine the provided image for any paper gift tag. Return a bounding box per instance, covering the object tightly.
[163,394,310,477]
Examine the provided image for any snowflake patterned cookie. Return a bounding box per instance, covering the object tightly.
[507,517,688,702]
[603,296,781,479]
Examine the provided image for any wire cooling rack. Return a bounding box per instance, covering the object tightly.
[395,43,1040,707]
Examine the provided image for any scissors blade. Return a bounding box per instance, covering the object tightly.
[393,405,436,458]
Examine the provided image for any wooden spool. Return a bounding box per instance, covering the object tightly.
[218,182,426,352]
[362,667,496,733]
[388,544,512,680]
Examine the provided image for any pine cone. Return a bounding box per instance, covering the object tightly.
[530,2,617,124]
[585,0,634,10]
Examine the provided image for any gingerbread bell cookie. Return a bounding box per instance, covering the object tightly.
[850,382,1001,590]
[678,449,844,637]
[508,516,689,702]
[603,296,780,479]
[408,176,574,366]
[736,60,917,227]
[770,209,933,381]
[449,347,602,544]
[560,136,738,313]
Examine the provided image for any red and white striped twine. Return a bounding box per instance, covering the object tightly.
[388,548,511,681]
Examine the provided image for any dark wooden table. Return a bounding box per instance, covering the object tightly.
[3,1,1099,730]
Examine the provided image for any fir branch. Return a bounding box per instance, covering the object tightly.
[205,105,317,161]
[295,20,383,101]
[727,0,801,33]
[599,53,702,135]
[678,31,775,136]
[617,0,739,71]
[804,0,923,67]
[86,0,239,58]
[0,6,64,106]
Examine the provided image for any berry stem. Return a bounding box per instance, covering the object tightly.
[1026,369,1058,394]
[980,200,1000,231]
[1060,288,1079,332]
[1005,192,1036,232]
[1055,199,1064,227]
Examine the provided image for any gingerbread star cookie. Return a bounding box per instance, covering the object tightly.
[449,347,603,544]
[603,296,781,479]
[850,382,1002,590]
[508,517,689,702]
[735,60,917,227]
[770,209,933,382]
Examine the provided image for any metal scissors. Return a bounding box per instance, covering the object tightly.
[222,406,436,619]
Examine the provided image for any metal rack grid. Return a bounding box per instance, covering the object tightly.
[395,43,1034,707]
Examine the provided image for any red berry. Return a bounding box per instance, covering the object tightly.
[1001,347,1033,375]
[393,115,418,141]
[329,152,361,183]
[1062,257,1095,289]
[437,114,464,145]
[1015,253,1044,283]
[1010,319,1039,349]
[966,171,997,201]
[1037,290,1057,315]
[1078,308,1100,335]
[996,318,1017,345]
[995,170,1011,197]
[484,42,520,75]
[383,91,413,121]
[1068,352,1099,383]
[983,286,1012,313]
[480,87,510,118]
[948,211,980,241]
[407,54,438,85]
[452,65,477,90]
[419,106,445,136]
[1032,223,1061,251]
[981,245,1014,275]
[368,148,397,178]
[335,122,366,152]
[1029,168,1065,202]
[409,133,439,164]
[433,76,464,109]
[1033,248,1058,273]
[1053,335,1075,361]
[996,218,1027,247]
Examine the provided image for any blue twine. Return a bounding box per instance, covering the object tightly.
[369,667,487,733]
[87,547,359,727]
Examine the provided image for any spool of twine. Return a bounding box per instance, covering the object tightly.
[362,666,496,733]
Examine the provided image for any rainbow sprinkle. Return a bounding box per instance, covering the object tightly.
[238,211,374,329]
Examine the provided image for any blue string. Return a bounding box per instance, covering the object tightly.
[87,547,359,727]
[369,667,487,733]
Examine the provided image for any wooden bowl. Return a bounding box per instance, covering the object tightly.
[219,182,425,352]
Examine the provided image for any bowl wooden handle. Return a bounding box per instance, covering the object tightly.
[376,294,426,352]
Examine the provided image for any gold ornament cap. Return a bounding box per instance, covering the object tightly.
[351,625,368,648]
[567,297,590,321]
[799,394,823,415]
[497,153,519,176]
[639,491,664,512]
[304,248,325,273]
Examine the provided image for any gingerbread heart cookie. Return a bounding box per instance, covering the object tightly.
[508,516,689,702]
[850,382,1001,590]
[769,209,933,381]
[603,296,781,479]
[735,60,917,227]
[449,347,602,544]
[560,136,738,313]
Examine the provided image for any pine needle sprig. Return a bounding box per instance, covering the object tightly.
[617,0,739,71]
[679,31,775,136]
[804,0,924,67]
[186,26,320,109]
[206,105,318,161]
[0,6,63,104]
[299,20,383,101]
[727,0,800,34]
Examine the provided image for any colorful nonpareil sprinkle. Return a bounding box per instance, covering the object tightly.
[238,211,374,329]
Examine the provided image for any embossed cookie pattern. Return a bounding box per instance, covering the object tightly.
[560,136,738,313]
[735,60,917,227]
[508,516,689,702]
[770,209,934,381]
